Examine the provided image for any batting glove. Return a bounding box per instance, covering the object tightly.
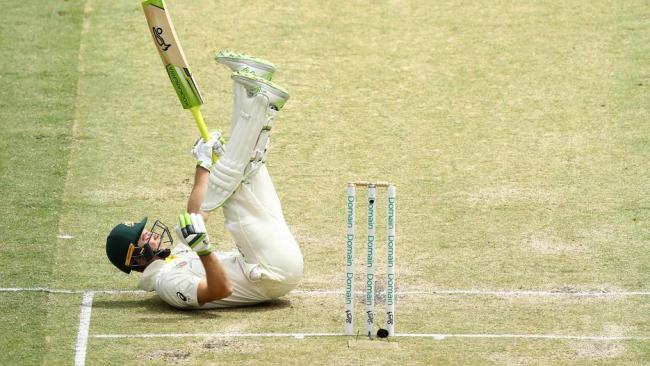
[175,212,215,256]
[192,130,226,170]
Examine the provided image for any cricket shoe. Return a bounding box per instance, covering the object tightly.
[219,51,277,131]
[231,70,289,111]
[215,50,276,81]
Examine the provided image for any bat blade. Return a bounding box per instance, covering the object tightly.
[142,0,203,110]
[142,0,212,146]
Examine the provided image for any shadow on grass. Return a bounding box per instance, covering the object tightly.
[92,295,292,320]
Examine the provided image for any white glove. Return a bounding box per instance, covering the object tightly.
[175,212,214,256]
[192,130,226,170]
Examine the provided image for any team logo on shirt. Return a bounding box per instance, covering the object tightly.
[176,292,188,302]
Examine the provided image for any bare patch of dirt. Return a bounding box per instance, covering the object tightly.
[549,284,628,295]
[574,226,620,243]
[466,186,557,207]
[571,341,625,359]
[145,349,192,363]
[199,337,262,353]
[526,232,583,255]
[570,324,629,359]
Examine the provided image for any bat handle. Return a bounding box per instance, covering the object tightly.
[190,106,218,163]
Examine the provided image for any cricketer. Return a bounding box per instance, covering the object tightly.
[105,52,304,308]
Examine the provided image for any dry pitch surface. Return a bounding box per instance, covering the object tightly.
[0,0,648,365]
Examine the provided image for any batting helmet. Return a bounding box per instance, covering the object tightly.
[105,217,148,274]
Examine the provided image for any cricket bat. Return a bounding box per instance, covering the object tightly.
[142,0,214,159]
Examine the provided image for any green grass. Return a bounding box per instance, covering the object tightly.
[88,292,649,336]
[85,337,650,366]
[0,0,84,364]
[0,0,648,364]
[0,0,83,284]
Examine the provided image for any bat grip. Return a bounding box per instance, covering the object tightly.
[190,106,210,140]
[190,106,218,162]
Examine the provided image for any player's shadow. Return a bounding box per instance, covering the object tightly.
[214,298,292,313]
[92,295,292,321]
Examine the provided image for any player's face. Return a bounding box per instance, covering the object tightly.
[126,220,174,272]
[128,220,173,270]
[139,229,162,250]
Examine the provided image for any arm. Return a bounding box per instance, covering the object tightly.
[187,166,210,220]
[188,131,226,219]
[196,252,233,305]
[176,213,233,305]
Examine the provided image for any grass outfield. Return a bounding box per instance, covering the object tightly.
[1,0,648,364]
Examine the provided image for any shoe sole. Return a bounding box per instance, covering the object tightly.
[232,71,289,110]
[216,51,276,78]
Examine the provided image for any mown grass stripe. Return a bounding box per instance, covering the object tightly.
[0,2,86,365]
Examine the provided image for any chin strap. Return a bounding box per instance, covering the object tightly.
[156,248,171,259]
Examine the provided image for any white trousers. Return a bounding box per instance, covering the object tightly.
[202,165,303,308]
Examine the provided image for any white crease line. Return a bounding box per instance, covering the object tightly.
[292,289,650,297]
[420,290,650,297]
[91,332,650,341]
[2,287,650,297]
[75,292,94,366]
[0,288,146,294]
[398,333,650,341]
